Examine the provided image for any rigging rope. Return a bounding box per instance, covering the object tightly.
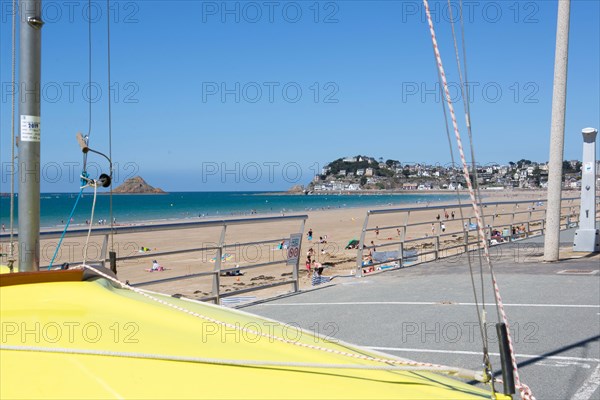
[447,0,497,322]
[445,0,493,384]
[83,0,93,172]
[65,262,488,383]
[430,33,492,384]
[49,0,114,270]
[421,0,533,398]
[82,180,98,265]
[48,183,85,269]
[0,344,482,377]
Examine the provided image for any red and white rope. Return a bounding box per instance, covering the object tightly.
[421,1,533,398]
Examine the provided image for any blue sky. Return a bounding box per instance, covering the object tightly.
[1,0,599,192]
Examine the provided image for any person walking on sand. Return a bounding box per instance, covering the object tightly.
[307,228,313,241]
[307,248,314,263]
[375,226,379,237]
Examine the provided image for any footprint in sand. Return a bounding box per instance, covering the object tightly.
[250,275,275,281]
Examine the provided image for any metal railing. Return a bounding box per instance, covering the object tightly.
[355,196,599,276]
[1,215,307,304]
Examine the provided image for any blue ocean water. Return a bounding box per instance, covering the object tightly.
[0,192,459,228]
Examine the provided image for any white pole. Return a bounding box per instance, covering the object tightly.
[543,0,571,262]
[573,128,599,252]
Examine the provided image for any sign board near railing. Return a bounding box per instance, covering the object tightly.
[287,233,302,266]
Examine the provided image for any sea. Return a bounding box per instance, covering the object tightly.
[0,192,460,229]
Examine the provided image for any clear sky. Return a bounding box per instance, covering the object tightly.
[1,0,599,192]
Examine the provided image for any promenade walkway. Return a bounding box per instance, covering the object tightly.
[246,228,600,399]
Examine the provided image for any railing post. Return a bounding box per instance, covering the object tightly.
[100,234,108,268]
[398,211,410,268]
[293,218,306,293]
[541,217,545,235]
[399,241,404,267]
[509,205,516,242]
[355,212,370,277]
[109,251,117,274]
[212,224,227,304]
[434,231,440,261]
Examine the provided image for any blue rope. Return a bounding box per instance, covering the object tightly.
[48,176,87,269]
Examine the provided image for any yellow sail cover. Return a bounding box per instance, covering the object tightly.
[0,272,510,399]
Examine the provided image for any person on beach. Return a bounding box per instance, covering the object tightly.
[151,260,163,272]
[375,226,379,237]
[441,223,446,233]
[370,241,376,254]
[307,228,313,241]
[451,211,455,219]
[305,255,313,276]
[311,261,334,286]
[306,248,314,264]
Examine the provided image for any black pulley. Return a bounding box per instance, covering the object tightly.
[98,173,112,188]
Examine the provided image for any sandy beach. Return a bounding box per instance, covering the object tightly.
[3,189,588,302]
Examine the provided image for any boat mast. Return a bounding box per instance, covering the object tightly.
[18,0,44,271]
[543,0,571,262]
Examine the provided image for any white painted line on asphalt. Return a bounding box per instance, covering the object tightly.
[364,346,600,364]
[259,301,600,308]
[572,364,600,400]
[537,360,591,369]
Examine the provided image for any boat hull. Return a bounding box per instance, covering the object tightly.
[1,273,509,399]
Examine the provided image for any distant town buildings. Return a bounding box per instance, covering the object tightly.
[307,155,599,192]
